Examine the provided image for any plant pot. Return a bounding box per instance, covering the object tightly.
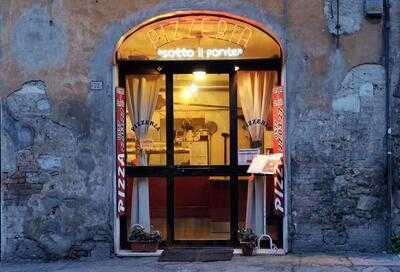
[240,242,255,256]
[130,241,159,252]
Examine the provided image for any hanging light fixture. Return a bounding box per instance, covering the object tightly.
[193,70,206,81]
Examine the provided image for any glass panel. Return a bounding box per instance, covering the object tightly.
[174,176,230,240]
[239,175,283,248]
[173,73,229,165]
[236,70,283,248]
[126,74,166,166]
[238,176,249,230]
[126,177,167,242]
[237,71,275,161]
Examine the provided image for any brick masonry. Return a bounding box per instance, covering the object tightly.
[0,0,399,261]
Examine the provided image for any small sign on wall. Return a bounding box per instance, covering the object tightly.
[90,80,103,90]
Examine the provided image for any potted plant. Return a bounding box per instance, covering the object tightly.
[238,228,258,256]
[128,225,162,252]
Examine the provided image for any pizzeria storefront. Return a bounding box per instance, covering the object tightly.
[113,11,287,255]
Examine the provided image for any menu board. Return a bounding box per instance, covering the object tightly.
[246,153,283,174]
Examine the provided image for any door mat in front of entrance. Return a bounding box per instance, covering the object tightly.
[158,247,234,262]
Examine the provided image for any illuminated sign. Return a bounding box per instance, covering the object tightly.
[117,14,282,60]
[157,47,243,59]
[146,17,253,50]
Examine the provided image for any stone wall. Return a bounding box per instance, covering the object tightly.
[390,0,400,237]
[1,81,112,260]
[0,0,398,261]
[286,0,390,252]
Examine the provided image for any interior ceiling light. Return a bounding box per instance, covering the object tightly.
[181,84,198,102]
[193,70,206,81]
[234,66,240,71]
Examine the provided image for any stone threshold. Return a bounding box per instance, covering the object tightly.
[117,248,286,257]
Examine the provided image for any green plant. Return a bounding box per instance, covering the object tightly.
[391,234,400,254]
[128,225,162,243]
[238,228,258,245]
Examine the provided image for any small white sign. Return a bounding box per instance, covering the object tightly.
[157,47,243,59]
[90,80,103,90]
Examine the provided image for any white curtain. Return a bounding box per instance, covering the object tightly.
[237,71,276,236]
[126,75,162,232]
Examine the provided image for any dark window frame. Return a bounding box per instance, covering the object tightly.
[118,58,281,248]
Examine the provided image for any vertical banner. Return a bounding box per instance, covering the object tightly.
[272,86,284,153]
[115,87,126,217]
[272,86,285,217]
[273,157,284,217]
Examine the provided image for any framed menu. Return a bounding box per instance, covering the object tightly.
[247,153,283,174]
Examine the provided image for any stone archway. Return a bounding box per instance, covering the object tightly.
[105,6,288,254]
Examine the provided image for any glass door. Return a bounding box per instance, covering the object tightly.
[172,73,232,242]
[120,60,281,248]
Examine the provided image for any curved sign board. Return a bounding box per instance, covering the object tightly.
[117,15,281,61]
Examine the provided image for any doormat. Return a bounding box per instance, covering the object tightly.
[158,247,234,262]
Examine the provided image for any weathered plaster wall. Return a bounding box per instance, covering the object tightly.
[0,0,397,261]
[0,0,285,261]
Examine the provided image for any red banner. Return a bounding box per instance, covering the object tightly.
[273,157,284,217]
[272,86,284,153]
[272,85,285,217]
[115,87,126,217]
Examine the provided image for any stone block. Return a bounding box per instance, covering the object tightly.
[364,0,383,18]
[332,94,361,113]
[14,238,47,260]
[36,155,62,173]
[356,195,380,211]
[6,81,51,121]
[346,223,386,251]
[324,0,363,35]
[1,128,17,174]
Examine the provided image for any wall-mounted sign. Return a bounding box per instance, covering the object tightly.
[90,80,103,90]
[117,15,281,61]
[157,47,243,59]
[146,17,252,50]
[115,87,126,217]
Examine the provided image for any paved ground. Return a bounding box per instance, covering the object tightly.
[1,253,400,272]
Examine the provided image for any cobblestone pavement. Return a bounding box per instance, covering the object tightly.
[1,253,400,272]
